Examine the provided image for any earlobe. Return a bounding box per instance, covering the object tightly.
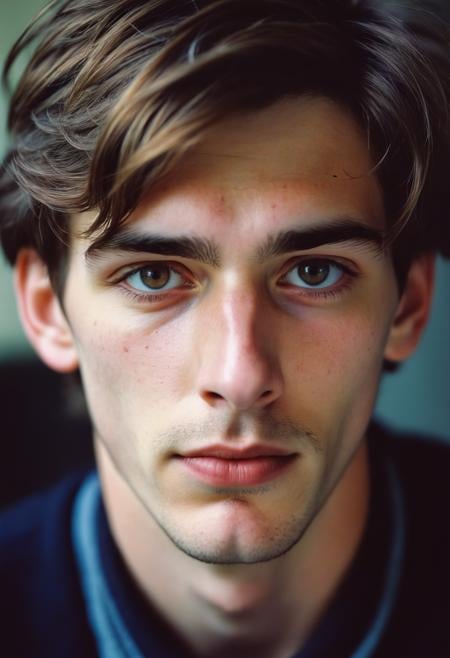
[384,252,435,363]
[14,248,79,373]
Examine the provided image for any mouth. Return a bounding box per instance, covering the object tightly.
[175,444,298,487]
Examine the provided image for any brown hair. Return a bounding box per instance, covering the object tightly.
[1,0,450,293]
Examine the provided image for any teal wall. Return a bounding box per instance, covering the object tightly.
[0,1,449,437]
[377,257,450,438]
[0,0,44,358]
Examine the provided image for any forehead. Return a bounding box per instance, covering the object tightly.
[74,96,385,248]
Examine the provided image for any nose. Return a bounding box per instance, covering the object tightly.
[195,286,283,411]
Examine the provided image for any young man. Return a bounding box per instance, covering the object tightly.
[1,1,449,656]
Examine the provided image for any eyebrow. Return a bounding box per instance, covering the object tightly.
[85,217,385,267]
[256,219,385,261]
[86,231,221,267]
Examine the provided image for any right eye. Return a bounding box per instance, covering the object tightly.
[281,258,346,289]
[125,264,185,292]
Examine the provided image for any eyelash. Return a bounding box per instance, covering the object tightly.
[278,259,358,300]
[116,258,358,305]
[286,278,354,300]
[117,262,195,304]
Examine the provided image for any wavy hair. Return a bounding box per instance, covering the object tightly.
[1,0,450,292]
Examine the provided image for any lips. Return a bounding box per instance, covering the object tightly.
[176,444,297,487]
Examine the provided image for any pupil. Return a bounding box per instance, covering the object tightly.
[299,261,329,285]
[140,266,170,289]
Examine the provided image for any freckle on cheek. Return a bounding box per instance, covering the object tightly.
[123,345,129,353]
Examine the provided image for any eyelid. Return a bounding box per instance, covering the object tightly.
[111,261,198,307]
[275,255,359,301]
[110,255,358,307]
[113,260,195,284]
[278,254,357,278]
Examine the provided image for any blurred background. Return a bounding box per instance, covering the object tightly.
[1,0,449,507]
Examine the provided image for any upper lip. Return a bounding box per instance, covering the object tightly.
[180,444,295,459]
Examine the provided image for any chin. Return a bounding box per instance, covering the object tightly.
[160,504,309,565]
[166,533,303,565]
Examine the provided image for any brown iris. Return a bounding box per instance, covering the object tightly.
[298,260,330,286]
[139,265,171,290]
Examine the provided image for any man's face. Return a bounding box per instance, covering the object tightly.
[64,97,398,564]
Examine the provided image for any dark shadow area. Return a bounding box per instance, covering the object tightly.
[0,358,94,509]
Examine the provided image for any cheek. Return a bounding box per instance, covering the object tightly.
[71,314,192,440]
[280,306,391,483]
[283,305,390,419]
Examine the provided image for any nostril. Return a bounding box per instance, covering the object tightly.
[202,388,275,407]
[203,391,225,402]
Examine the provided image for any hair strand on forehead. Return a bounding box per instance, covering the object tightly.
[0,0,449,290]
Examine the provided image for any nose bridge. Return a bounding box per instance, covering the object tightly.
[196,281,282,410]
[222,287,263,375]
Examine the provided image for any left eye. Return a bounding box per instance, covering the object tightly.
[282,259,345,289]
[125,264,185,292]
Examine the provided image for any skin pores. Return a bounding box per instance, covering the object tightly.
[63,97,398,570]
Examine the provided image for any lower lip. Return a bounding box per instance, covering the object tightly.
[178,455,296,487]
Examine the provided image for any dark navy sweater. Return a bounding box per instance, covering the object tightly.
[1,422,450,658]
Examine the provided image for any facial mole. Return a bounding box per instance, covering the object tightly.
[123,346,129,353]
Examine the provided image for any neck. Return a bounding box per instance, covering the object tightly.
[96,439,370,658]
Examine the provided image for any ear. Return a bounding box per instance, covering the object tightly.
[14,248,79,373]
[384,252,435,363]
